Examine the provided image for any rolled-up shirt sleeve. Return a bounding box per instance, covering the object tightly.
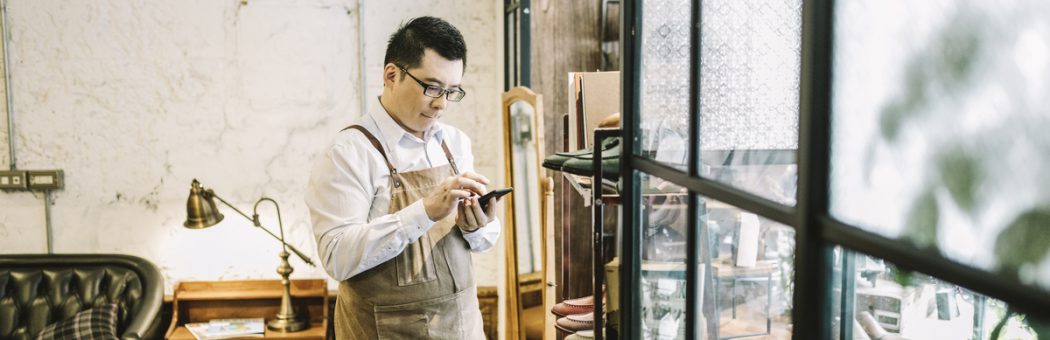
[305,137,436,281]
[461,219,501,252]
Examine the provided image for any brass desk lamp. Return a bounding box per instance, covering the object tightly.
[183,179,314,332]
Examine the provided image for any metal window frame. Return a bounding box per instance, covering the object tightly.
[618,0,1050,339]
[504,0,531,90]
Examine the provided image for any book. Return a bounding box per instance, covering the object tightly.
[185,318,265,340]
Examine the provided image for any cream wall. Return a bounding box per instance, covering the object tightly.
[0,0,505,311]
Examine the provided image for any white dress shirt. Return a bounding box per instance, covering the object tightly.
[306,104,501,281]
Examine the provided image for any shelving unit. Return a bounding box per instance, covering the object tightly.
[164,279,328,340]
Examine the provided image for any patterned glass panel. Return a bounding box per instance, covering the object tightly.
[637,0,801,205]
[699,0,801,151]
[699,0,802,206]
[638,0,692,170]
[830,0,1050,290]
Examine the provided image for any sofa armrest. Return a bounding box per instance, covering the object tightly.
[115,255,164,340]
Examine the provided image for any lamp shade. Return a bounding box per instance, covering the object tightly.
[184,179,224,229]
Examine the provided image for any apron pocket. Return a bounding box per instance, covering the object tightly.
[374,288,470,340]
[395,235,439,286]
[374,311,427,340]
[441,228,474,291]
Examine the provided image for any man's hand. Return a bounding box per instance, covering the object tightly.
[457,192,501,233]
[423,172,490,221]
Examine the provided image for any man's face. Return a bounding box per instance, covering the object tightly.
[383,49,464,135]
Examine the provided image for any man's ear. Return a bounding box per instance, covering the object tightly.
[382,63,399,87]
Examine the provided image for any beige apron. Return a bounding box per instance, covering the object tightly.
[335,125,486,340]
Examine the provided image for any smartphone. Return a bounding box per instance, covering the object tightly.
[478,188,513,209]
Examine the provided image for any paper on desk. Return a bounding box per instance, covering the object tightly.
[736,212,760,268]
[185,318,264,340]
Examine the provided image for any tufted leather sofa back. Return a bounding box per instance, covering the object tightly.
[0,254,163,340]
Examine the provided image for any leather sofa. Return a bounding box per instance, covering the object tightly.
[0,254,164,340]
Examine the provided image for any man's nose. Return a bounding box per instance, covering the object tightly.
[431,94,447,110]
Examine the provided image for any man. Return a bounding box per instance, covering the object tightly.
[305,16,500,339]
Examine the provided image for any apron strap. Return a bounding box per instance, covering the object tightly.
[440,141,460,175]
[341,125,402,187]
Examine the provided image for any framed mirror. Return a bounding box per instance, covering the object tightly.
[502,86,549,340]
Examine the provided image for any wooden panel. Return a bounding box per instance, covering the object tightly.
[528,3,611,333]
[530,0,604,308]
[173,280,326,300]
[477,286,499,340]
[530,0,602,158]
[176,298,326,324]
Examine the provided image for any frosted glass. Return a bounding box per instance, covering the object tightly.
[830,0,1050,289]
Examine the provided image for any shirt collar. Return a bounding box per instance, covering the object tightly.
[370,96,444,149]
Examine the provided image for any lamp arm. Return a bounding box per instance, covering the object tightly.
[252,197,317,267]
[209,191,255,221]
[208,192,316,266]
[254,197,287,252]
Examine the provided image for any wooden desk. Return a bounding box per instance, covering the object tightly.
[165,279,329,340]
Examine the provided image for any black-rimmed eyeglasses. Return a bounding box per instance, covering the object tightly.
[398,66,467,102]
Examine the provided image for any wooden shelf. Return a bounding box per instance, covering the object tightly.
[172,280,327,301]
[562,171,692,206]
[165,279,329,340]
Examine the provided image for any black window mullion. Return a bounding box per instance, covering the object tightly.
[503,0,512,90]
[503,0,529,90]
[685,193,700,340]
[519,0,530,87]
[792,0,835,338]
[685,0,701,338]
[839,249,855,340]
[633,156,794,227]
[619,0,642,338]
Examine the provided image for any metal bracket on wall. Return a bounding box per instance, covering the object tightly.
[0,169,63,191]
[0,169,25,190]
[27,170,63,190]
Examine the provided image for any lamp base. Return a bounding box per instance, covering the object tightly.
[267,316,307,333]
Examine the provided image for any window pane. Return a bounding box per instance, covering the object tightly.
[638,0,692,171]
[699,0,801,152]
[832,247,1048,340]
[630,173,688,340]
[703,195,795,340]
[632,171,797,339]
[636,172,690,339]
[701,0,802,205]
[638,0,803,196]
[830,0,1050,289]
[637,0,800,205]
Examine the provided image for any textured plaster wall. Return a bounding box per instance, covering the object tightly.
[0,0,504,304]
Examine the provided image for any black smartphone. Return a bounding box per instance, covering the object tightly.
[478,188,513,209]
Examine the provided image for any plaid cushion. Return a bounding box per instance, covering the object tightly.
[35,303,119,340]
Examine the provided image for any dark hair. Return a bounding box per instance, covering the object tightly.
[384,16,467,75]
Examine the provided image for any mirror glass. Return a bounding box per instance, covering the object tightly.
[510,100,542,276]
